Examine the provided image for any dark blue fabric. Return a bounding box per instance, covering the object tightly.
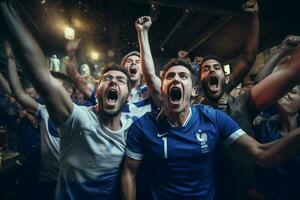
[54,169,121,200]
[254,108,300,200]
[126,104,240,200]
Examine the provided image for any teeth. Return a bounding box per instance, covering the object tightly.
[106,90,118,103]
[130,68,137,74]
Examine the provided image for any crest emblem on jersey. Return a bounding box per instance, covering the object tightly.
[195,130,209,153]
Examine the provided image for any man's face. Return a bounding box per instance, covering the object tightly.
[123,55,141,82]
[278,85,300,114]
[200,59,226,100]
[161,65,193,113]
[96,70,129,116]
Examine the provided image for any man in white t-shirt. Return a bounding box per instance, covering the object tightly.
[1,2,133,199]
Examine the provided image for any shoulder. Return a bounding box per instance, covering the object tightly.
[192,104,219,117]
[192,104,234,124]
[130,112,156,129]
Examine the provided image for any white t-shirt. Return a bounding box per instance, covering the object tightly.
[37,104,60,182]
[55,103,133,199]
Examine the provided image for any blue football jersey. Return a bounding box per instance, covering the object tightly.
[126,104,245,200]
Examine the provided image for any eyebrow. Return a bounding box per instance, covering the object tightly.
[116,76,126,80]
[202,64,221,68]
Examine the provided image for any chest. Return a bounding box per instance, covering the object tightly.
[143,122,219,162]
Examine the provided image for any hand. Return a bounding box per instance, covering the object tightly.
[242,0,259,14]
[65,38,81,54]
[135,16,152,31]
[282,35,300,50]
[3,41,15,59]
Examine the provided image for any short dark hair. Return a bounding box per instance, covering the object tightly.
[120,51,140,67]
[199,55,225,77]
[161,58,195,84]
[98,64,131,91]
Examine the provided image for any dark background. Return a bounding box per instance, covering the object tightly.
[0,0,299,73]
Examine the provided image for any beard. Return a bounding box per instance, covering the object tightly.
[201,78,226,101]
[97,96,128,117]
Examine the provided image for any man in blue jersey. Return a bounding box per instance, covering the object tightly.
[121,57,300,200]
[0,1,133,199]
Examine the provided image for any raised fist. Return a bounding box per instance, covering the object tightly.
[242,0,259,13]
[135,16,152,31]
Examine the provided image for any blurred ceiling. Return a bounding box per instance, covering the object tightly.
[1,0,300,68]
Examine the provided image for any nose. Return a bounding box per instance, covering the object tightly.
[208,67,216,74]
[109,77,118,86]
[172,74,180,83]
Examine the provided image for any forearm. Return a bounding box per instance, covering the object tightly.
[243,13,259,64]
[7,58,24,96]
[230,13,259,88]
[7,57,38,113]
[255,48,290,83]
[137,30,163,106]
[251,45,300,111]
[0,72,11,95]
[66,53,81,81]
[257,127,300,167]
[121,169,136,200]
[1,1,49,83]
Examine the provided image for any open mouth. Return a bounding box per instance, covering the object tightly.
[208,76,219,91]
[129,66,137,75]
[169,87,182,103]
[106,89,118,105]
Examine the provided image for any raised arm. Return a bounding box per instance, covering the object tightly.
[0,0,73,124]
[232,127,300,168]
[251,43,300,111]
[254,35,300,83]
[227,0,259,92]
[136,16,164,107]
[4,41,39,114]
[0,71,11,95]
[121,156,141,200]
[65,38,94,98]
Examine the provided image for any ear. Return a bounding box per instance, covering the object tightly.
[192,86,198,97]
[225,76,230,85]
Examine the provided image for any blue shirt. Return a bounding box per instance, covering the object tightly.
[126,104,244,200]
[254,109,300,200]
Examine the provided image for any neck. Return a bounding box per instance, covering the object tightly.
[164,107,190,127]
[280,113,298,135]
[96,105,122,131]
[209,91,227,101]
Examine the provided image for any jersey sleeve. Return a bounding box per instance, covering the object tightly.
[215,109,246,146]
[56,103,86,136]
[125,123,145,160]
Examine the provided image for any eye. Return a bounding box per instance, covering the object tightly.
[103,76,112,82]
[166,73,175,80]
[201,67,209,72]
[116,77,126,84]
[180,73,189,80]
